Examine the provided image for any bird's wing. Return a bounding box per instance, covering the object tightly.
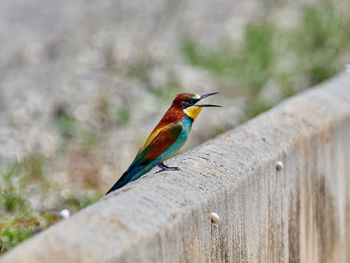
[105,123,183,194]
[131,122,183,167]
[136,126,167,156]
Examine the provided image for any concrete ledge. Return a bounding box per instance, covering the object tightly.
[2,73,350,263]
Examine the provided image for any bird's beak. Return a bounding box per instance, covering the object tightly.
[200,92,219,99]
[198,92,221,107]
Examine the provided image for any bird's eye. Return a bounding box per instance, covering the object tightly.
[189,99,194,104]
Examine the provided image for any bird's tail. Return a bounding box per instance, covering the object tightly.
[105,164,153,195]
[105,171,130,195]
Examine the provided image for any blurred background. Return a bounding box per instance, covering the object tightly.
[1,0,350,254]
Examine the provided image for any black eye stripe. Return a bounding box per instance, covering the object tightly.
[182,100,193,109]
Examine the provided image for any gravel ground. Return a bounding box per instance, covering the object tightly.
[0,0,261,189]
[1,0,322,199]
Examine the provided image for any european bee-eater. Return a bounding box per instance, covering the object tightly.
[106,92,220,194]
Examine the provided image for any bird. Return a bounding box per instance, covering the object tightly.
[106,92,220,194]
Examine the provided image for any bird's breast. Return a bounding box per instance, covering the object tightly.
[160,116,193,160]
[181,115,193,134]
[176,115,193,145]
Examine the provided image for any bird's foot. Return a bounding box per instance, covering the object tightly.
[155,162,180,173]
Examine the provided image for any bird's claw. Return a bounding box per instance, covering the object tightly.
[155,167,180,173]
[167,166,180,171]
[155,162,181,173]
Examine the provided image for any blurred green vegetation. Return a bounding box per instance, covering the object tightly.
[0,224,35,253]
[181,0,350,119]
[116,106,131,125]
[0,213,58,254]
[289,1,350,84]
[1,164,29,215]
[56,114,77,138]
[56,113,99,145]
[0,160,102,255]
[63,190,101,211]
[0,162,42,254]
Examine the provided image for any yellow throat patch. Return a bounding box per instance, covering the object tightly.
[184,106,202,120]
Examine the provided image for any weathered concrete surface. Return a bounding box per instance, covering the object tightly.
[2,73,350,263]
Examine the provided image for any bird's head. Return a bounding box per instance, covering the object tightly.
[172,92,221,120]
